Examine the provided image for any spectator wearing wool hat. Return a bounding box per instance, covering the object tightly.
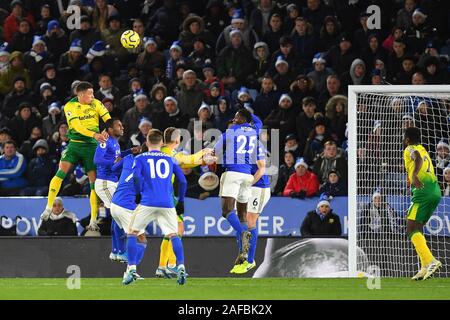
[188,37,215,76]
[234,86,254,111]
[405,8,435,56]
[121,93,153,142]
[37,197,78,236]
[307,53,335,93]
[300,195,341,236]
[2,75,33,119]
[35,63,65,101]
[36,82,58,118]
[20,138,57,196]
[319,169,347,197]
[8,101,41,147]
[0,43,10,70]
[248,41,270,90]
[264,93,297,144]
[43,19,69,62]
[129,117,152,149]
[202,64,225,97]
[57,40,87,88]
[24,35,53,83]
[215,8,259,55]
[283,157,319,199]
[42,101,62,140]
[153,96,189,132]
[136,37,166,78]
[187,102,213,135]
[303,116,333,164]
[323,32,357,77]
[272,55,295,93]
[216,27,254,91]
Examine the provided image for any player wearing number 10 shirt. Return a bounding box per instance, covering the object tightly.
[123,129,187,286]
[213,108,264,271]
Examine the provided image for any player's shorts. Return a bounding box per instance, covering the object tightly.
[407,180,442,224]
[110,203,145,235]
[219,171,253,203]
[130,204,178,236]
[60,141,97,172]
[248,187,271,214]
[94,179,118,208]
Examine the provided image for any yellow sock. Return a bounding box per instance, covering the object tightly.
[89,189,98,222]
[411,232,434,267]
[46,175,64,209]
[159,238,170,267]
[167,241,176,267]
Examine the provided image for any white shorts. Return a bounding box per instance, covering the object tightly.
[129,204,178,236]
[219,171,253,203]
[248,187,271,214]
[95,179,118,209]
[110,203,145,235]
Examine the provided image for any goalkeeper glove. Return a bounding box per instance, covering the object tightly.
[176,201,184,216]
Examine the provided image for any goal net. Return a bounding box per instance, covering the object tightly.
[348,85,450,278]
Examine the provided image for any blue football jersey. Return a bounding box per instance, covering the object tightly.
[214,122,260,175]
[111,154,138,211]
[94,137,132,182]
[133,150,187,208]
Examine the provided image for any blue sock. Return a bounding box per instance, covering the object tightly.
[127,234,138,266]
[248,227,258,264]
[136,242,147,265]
[226,211,243,234]
[111,220,118,254]
[171,236,184,265]
[236,223,248,251]
[114,223,126,254]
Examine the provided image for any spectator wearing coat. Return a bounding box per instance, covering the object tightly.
[283,157,319,199]
[300,196,342,236]
[38,197,78,236]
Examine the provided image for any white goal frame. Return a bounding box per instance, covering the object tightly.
[348,85,450,277]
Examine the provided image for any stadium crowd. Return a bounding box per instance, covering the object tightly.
[0,0,449,201]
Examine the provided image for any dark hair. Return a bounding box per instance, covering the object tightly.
[4,140,17,148]
[404,126,421,144]
[302,96,316,106]
[147,129,163,145]
[237,108,252,123]
[76,81,93,93]
[164,127,180,144]
[105,118,120,130]
[279,35,293,46]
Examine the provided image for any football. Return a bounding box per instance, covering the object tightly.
[120,30,140,49]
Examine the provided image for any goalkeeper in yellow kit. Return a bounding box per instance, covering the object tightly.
[155,127,214,278]
[41,82,111,230]
[403,127,442,280]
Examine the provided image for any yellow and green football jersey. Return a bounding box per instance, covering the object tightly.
[64,97,110,144]
[403,144,437,185]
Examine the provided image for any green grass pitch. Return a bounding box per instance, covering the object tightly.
[1,278,450,300]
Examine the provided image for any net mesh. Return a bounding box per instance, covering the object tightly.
[355,92,450,277]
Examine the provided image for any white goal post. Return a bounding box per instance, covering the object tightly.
[348,85,450,278]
